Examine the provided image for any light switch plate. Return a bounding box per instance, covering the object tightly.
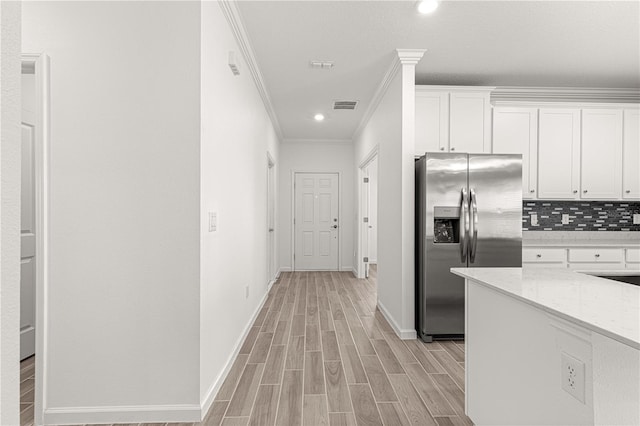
[634,214,640,225]
[562,214,570,225]
[209,212,217,232]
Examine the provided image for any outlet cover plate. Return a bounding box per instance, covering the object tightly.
[209,212,217,232]
[561,352,585,403]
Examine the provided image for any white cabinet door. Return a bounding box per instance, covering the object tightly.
[449,92,491,153]
[415,91,448,154]
[537,109,581,199]
[492,107,538,199]
[623,109,640,199]
[580,109,623,199]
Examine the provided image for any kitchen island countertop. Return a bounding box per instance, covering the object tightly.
[451,267,640,349]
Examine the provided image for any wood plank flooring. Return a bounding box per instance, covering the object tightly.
[19,268,472,426]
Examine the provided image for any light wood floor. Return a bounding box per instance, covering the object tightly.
[20,269,472,426]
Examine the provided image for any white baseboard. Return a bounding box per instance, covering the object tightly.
[351,267,358,277]
[340,265,353,272]
[200,288,271,419]
[279,266,292,272]
[377,301,417,340]
[43,404,201,425]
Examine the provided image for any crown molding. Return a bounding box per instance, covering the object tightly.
[396,49,427,65]
[491,86,640,104]
[218,1,283,140]
[351,55,403,141]
[281,138,352,145]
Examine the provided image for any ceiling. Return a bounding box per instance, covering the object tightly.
[237,1,640,142]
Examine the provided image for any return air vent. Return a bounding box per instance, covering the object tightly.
[333,100,358,110]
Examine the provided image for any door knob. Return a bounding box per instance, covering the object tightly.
[573,190,578,194]
[583,190,588,193]
[440,147,445,151]
[332,225,338,229]
[626,190,631,193]
[450,147,455,151]
[530,189,535,193]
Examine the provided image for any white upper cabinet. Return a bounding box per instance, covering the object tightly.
[415,86,492,155]
[415,91,448,153]
[492,107,538,199]
[580,109,623,199]
[623,109,640,199]
[537,109,581,199]
[449,92,492,153]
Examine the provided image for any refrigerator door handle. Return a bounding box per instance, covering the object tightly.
[460,188,469,263]
[469,188,478,263]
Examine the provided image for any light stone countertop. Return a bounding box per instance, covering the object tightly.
[451,267,640,350]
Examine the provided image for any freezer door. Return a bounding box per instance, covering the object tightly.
[419,153,469,340]
[468,154,522,267]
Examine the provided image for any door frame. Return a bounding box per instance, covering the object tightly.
[22,53,50,426]
[266,152,276,288]
[291,170,342,271]
[357,146,379,279]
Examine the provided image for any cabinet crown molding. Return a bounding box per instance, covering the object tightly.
[492,86,640,104]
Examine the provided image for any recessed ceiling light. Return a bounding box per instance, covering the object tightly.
[417,0,438,14]
[314,114,325,121]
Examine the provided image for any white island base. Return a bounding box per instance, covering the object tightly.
[451,267,639,426]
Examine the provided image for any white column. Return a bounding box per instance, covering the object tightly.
[397,49,425,336]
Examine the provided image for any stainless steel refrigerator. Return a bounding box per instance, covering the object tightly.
[415,153,522,342]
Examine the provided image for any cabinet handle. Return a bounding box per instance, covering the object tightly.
[583,190,588,193]
[451,147,455,151]
[573,190,578,194]
[440,147,445,151]
[595,254,600,258]
[626,190,631,193]
[536,254,542,258]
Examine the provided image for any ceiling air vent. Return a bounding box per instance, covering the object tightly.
[333,100,358,110]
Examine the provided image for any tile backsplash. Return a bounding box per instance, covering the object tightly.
[522,201,640,231]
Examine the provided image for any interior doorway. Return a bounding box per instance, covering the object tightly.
[267,154,276,286]
[20,53,49,426]
[293,172,340,271]
[359,151,379,279]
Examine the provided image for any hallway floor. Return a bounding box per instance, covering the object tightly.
[20,270,472,426]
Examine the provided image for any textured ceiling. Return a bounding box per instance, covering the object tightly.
[237,1,640,141]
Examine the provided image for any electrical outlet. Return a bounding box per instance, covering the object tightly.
[561,352,585,403]
[245,285,249,299]
[634,214,640,225]
[562,214,570,225]
[530,213,538,226]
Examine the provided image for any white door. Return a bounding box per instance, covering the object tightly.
[622,109,640,199]
[415,91,449,154]
[537,108,581,199]
[267,158,276,283]
[367,158,378,264]
[21,73,37,360]
[449,91,491,153]
[294,173,339,270]
[580,109,623,199]
[492,107,538,199]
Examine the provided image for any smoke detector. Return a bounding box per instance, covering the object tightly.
[333,100,358,110]
[310,60,334,70]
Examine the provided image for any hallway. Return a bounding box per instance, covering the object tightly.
[20,270,471,426]
[207,270,471,426]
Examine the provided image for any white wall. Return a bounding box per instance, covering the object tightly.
[23,2,202,422]
[199,0,280,408]
[0,2,22,424]
[354,73,406,335]
[278,141,354,272]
